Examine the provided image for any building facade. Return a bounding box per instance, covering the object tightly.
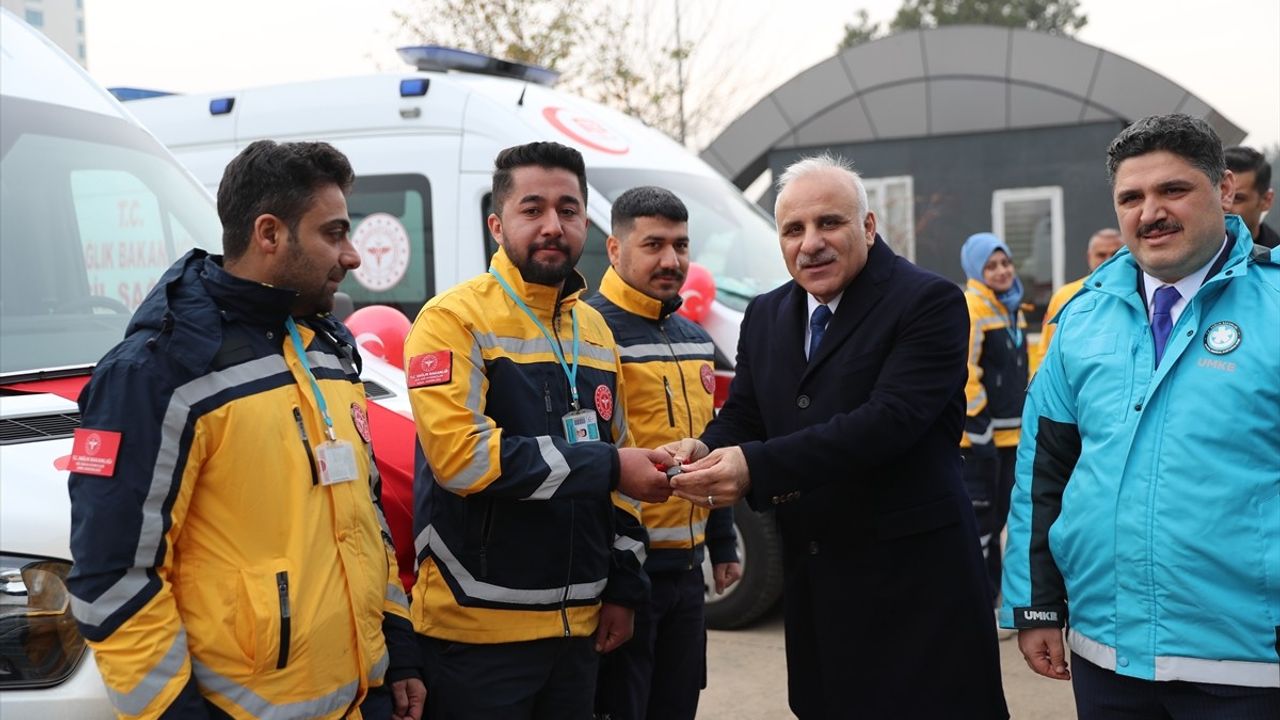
[702,26,1251,322]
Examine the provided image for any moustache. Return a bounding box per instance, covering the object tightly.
[797,251,838,269]
[531,239,570,255]
[1138,219,1183,238]
[651,270,685,283]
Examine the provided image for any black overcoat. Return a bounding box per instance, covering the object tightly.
[702,237,1009,719]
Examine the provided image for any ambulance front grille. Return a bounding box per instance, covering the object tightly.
[0,413,81,445]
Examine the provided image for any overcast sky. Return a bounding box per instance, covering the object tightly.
[84,0,1279,150]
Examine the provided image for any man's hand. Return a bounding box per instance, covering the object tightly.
[670,446,750,508]
[390,677,427,720]
[1018,627,1071,680]
[660,437,709,466]
[617,447,674,503]
[594,602,635,653]
[712,562,742,594]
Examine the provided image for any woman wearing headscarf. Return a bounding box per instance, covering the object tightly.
[959,232,1028,617]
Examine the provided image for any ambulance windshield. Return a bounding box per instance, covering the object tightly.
[588,169,789,311]
[0,96,220,377]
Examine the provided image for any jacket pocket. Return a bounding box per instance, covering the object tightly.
[875,497,961,540]
[1079,332,1116,358]
[235,563,293,673]
[1259,494,1280,625]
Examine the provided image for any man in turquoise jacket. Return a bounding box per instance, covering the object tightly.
[1001,113,1280,718]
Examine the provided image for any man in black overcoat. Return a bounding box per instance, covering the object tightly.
[668,154,1008,719]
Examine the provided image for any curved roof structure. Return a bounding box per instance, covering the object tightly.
[702,26,1245,188]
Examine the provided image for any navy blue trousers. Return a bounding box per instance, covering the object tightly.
[595,567,707,720]
[419,634,598,720]
[962,445,1017,604]
[1073,655,1280,720]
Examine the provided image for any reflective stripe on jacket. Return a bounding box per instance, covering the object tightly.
[588,268,738,573]
[67,251,413,719]
[962,279,1028,449]
[405,249,648,644]
[1001,220,1280,687]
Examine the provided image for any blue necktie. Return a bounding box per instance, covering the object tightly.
[808,304,833,360]
[1151,285,1181,366]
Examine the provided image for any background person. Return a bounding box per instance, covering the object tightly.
[1002,114,1280,718]
[402,142,672,720]
[665,154,1008,719]
[588,186,740,720]
[67,140,425,719]
[1224,145,1277,249]
[1029,229,1124,373]
[959,231,1028,619]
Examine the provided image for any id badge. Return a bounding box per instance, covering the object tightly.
[316,439,360,485]
[562,409,600,444]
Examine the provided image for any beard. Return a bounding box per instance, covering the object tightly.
[512,238,581,286]
[283,239,342,314]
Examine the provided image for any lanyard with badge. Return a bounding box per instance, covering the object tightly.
[978,295,1025,349]
[489,268,600,444]
[285,316,360,484]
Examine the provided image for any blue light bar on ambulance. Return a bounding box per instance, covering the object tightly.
[209,97,235,115]
[396,45,560,87]
[107,87,174,102]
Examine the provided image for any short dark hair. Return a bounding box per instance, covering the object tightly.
[1224,145,1272,193]
[217,140,355,260]
[1106,114,1225,186]
[491,141,588,215]
[610,186,689,238]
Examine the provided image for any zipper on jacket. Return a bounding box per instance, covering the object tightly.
[659,324,697,435]
[686,502,697,570]
[275,571,291,670]
[560,503,575,637]
[544,382,555,433]
[662,377,676,427]
[292,407,319,486]
[479,501,496,578]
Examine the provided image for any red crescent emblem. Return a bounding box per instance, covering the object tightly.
[351,402,371,443]
[700,364,715,394]
[594,384,614,422]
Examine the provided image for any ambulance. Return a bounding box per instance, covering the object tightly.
[0,8,208,714]
[122,46,790,630]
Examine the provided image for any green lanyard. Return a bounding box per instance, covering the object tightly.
[285,316,337,441]
[489,268,582,410]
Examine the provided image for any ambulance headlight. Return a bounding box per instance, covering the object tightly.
[0,555,87,689]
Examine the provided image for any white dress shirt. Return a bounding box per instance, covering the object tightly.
[1140,235,1227,326]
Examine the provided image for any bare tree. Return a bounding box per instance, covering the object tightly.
[391,0,750,148]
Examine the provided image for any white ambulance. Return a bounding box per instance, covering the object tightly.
[0,8,215,715]
[123,46,790,630]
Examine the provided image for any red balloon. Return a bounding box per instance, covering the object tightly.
[677,262,716,323]
[344,305,412,369]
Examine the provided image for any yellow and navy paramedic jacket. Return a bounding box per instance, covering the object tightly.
[404,248,649,644]
[962,279,1029,449]
[67,251,419,719]
[1029,277,1085,375]
[587,268,738,573]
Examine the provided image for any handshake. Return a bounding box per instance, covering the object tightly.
[615,440,751,507]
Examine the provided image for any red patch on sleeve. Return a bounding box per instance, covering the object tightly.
[407,350,452,388]
[594,384,614,422]
[350,402,371,443]
[68,429,122,477]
